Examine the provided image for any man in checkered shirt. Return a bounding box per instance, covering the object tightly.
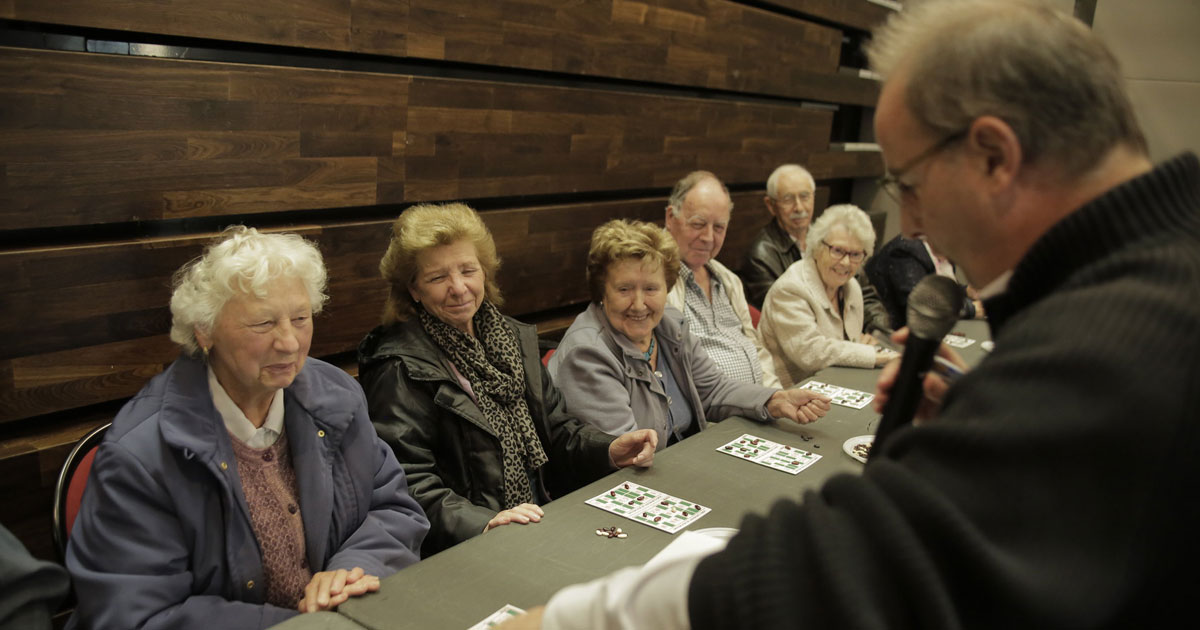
[664,171,780,388]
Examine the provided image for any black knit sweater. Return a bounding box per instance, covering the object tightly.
[689,153,1200,629]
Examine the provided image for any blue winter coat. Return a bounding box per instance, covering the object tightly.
[65,354,429,629]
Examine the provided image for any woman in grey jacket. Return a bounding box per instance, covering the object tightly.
[548,220,831,449]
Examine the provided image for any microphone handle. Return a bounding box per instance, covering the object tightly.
[872,337,941,457]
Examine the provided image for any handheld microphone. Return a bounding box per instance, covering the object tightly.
[870,275,963,458]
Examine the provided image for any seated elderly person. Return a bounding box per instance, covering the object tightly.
[549,220,830,447]
[358,204,657,556]
[760,204,900,386]
[742,164,815,309]
[66,227,429,630]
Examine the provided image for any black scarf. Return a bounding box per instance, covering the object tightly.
[417,301,548,508]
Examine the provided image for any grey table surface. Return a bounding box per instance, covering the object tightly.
[281,319,993,630]
[270,611,371,630]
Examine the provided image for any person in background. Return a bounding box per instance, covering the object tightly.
[499,0,1200,626]
[663,171,781,388]
[358,204,657,556]
[866,234,985,328]
[549,219,830,448]
[759,204,899,386]
[67,227,429,630]
[742,164,815,309]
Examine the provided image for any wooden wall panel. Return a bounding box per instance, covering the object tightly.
[758,0,895,32]
[0,47,407,229]
[3,0,360,52]
[1,48,850,231]
[408,0,877,105]
[3,0,878,105]
[404,76,835,200]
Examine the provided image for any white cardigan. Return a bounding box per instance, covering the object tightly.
[759,256,877,387]
[666,258,780,389]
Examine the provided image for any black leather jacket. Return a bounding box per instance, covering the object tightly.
[357,315,614,555]
[742,220,801,310]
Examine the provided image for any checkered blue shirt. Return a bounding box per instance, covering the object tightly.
[678,265,765,385]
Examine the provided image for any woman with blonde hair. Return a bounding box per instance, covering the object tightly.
[358,204,657,555]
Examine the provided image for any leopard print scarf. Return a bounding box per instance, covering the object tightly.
[417,300,548,508]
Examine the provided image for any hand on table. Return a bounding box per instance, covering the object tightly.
[485,503,544,532]
[766,388,832,424]
[858,332,878,345]
[873,327,968,424]
[496,605,545,629]
[609,429,657,468]
[298,567,379,613]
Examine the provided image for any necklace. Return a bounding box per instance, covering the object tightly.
[642,335,656,362]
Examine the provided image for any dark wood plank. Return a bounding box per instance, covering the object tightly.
[0,47,407,229]
[758,0,895,32]
[6,0,878,104]
[404,76,834,201]
[8,0,354,51]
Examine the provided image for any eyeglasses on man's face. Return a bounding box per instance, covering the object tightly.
[820,240,866,263]
[878,130,968,203]
[773,191,813,209]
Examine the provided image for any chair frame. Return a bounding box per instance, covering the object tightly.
[52,422,111,561]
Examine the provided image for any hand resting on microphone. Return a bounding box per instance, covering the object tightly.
[873,327,968,424]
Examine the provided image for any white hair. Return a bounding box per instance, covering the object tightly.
[766,164,815,200]
[806,204,876,259]
[169,226,328,356]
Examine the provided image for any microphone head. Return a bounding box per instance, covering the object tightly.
[906,275,964,341]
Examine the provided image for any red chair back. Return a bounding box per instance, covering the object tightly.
[541,347,557,367]
[54,422,111,560]
[748,304,762,328]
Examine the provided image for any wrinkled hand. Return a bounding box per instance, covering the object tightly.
[766,389,832,425]
[485,503,544,532]
[874,347,900,367]
[858,332,878,345]
[873,327,968,424]
[298,567,379,613]
[496,606,546,629]
[609,429,657,468]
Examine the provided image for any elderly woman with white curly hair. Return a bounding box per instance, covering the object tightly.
[759,204,899,386]
[65,226,429,630]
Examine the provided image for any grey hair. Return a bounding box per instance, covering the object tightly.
[667,170,734,217]
[766,164,815,200]
[806,204,876,259]
[169,226,328,356]
[866,0,1146,178]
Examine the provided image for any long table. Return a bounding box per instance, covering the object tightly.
[275,321,993,630]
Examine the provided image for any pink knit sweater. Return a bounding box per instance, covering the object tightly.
[230,432,313,609]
